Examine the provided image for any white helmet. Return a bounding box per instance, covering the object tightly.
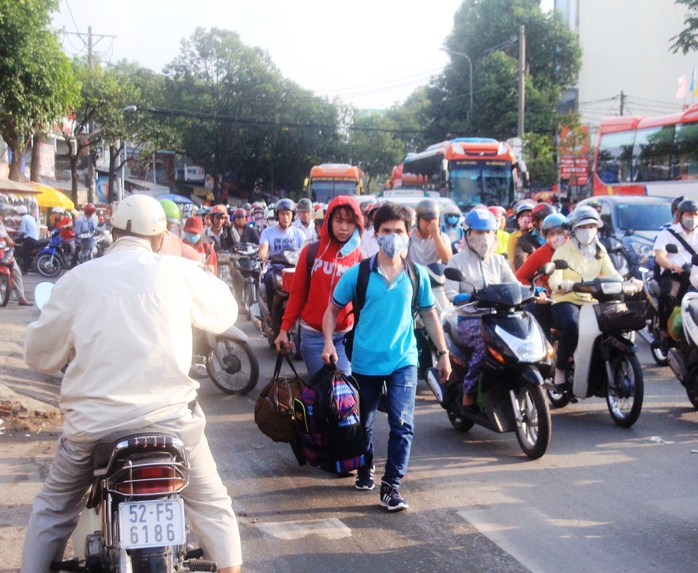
[111,194,167,236]
[52,206,65,214]
[16,205,28,215]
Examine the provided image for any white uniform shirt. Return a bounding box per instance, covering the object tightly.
[360,227,379,258]
[293,218,317,241]
[24,236,237,441]
[407,231,450,266]
[653,222,698,268]
[445,245,519,301]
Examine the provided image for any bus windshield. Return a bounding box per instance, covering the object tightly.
[310,180,357,203]
[449,160,513,208]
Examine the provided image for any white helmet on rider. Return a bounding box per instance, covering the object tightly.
[111,194,167,236]
[570,205,603,229]
[16,205,28,215]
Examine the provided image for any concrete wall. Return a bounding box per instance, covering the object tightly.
[556,0,696,130]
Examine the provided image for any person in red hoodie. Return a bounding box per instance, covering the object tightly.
[275,196,364,378]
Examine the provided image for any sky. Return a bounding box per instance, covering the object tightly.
[52,0,554,110]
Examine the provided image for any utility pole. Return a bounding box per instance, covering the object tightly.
[518,25,526,139]
[620,91,626,116]
[87,26,95,204]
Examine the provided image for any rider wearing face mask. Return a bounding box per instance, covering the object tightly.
[548,206,624,389]
[445,208,519,408]
[507,201,535,268]
[653,199,698,351]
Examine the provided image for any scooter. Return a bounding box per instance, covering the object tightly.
[232,242,261,320]
[545,261,646,428]
[14,233,50,271]
[32,287,217,573]
[190,325,260,395]
[663,253,698,409]
[251,248,301,355]
[35,229,71,278]
[425,264,555,459]
[0,238,16,307]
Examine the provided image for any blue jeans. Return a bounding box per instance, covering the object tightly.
[551,302,580,369]
[353,365,417,487]
[300,327,350,380]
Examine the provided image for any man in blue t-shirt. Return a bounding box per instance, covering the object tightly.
[322,202,451,512]
[259,199,305,333]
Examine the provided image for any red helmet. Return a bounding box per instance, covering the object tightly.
[488,206,506,219]
[233,208,247,218]
[83,203,96,215]
[211,204,228,216]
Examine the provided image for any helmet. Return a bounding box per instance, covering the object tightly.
[241,202,252,211]
[16,205,28,215]
[297,198,313,212]
[83,203,96,215]
[465,208,498,231]
[677,199,698,215]
[211,204,228,216]
[314,208,325,222]
[541,213,569,236]
[671,196,685,213]
[111,194,167,236]
[0,203,12,216]
[532,203,555,222]
[267,209,275,219]
[233,208,246,218]
[368,201,384,215]
[416,198,440,220]
[570,205,603,229]
[159,199,181,224]
[515,201,535,217]
[487,206,506,219]
[52,206,65,214]
[275,198,295,218]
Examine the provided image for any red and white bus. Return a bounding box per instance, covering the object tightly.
[401,138,521,210]
[593,104,698,198]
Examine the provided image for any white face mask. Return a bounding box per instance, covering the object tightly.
[682,217,697,231]
[467,232,496,258]
[575,227,597,246]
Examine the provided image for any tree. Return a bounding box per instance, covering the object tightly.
[0,0,78,180]
[671,0,698,54]
[427,0,581,141]
[163,28,345,200]
[348,111,406,192]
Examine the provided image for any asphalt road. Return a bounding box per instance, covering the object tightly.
[3,277,698,572]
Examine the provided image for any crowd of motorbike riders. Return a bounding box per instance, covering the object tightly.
[15,188,698,570]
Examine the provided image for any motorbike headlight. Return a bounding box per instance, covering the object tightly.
[495,325,546,362]
[629,241,652,258]
[284,250,300,266]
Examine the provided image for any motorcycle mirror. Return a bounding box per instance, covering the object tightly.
[552,259,569,270]
[34,282,54,310]
[625,228,634,237]
[541,262,556,276]
[666,243,679,254]
[444,267,466,282]
[692,254,698,266]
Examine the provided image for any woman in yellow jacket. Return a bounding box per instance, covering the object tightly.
[548,206,622,388]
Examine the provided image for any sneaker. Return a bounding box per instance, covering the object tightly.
[379,481,408,512]
[355,464,375,490]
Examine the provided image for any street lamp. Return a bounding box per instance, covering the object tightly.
[442,48,473,119]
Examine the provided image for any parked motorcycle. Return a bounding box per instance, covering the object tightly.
[545,262,646,428]
[251,248,301,355]
[190,325,260,395]
[232,242,261,320]
[14,234,50,271]
[0,238,16,306]
[425,265,555,459]
[35,229,71,278]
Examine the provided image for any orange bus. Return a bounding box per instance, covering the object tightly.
[305,163,364,203]
[401,138,520,210]
[593,104,698,198]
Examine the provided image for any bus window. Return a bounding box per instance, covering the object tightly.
[449,163,482,207]
[674,122,698,180]
[596,131,635,184]
[634,125,674,182]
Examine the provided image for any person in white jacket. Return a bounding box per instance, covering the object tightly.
[21,195,242,573]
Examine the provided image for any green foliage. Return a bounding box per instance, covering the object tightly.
[671,0,698,54]
[426,0,581,141]
[523,132,557,187]
[162,27,344,198]
[0,0,78,177]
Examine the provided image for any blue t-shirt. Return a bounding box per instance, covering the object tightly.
[259,224,305,256]
[332,257,435,376]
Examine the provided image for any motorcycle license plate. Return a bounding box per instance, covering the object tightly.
[118,499,186,549]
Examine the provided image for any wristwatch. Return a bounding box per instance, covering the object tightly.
[436,350,448,357]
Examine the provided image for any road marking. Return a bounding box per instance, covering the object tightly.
[257,517,351,540]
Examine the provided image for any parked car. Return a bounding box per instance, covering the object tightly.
[577,195,673,277]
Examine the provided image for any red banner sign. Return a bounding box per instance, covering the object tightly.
[559,156,589,186]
